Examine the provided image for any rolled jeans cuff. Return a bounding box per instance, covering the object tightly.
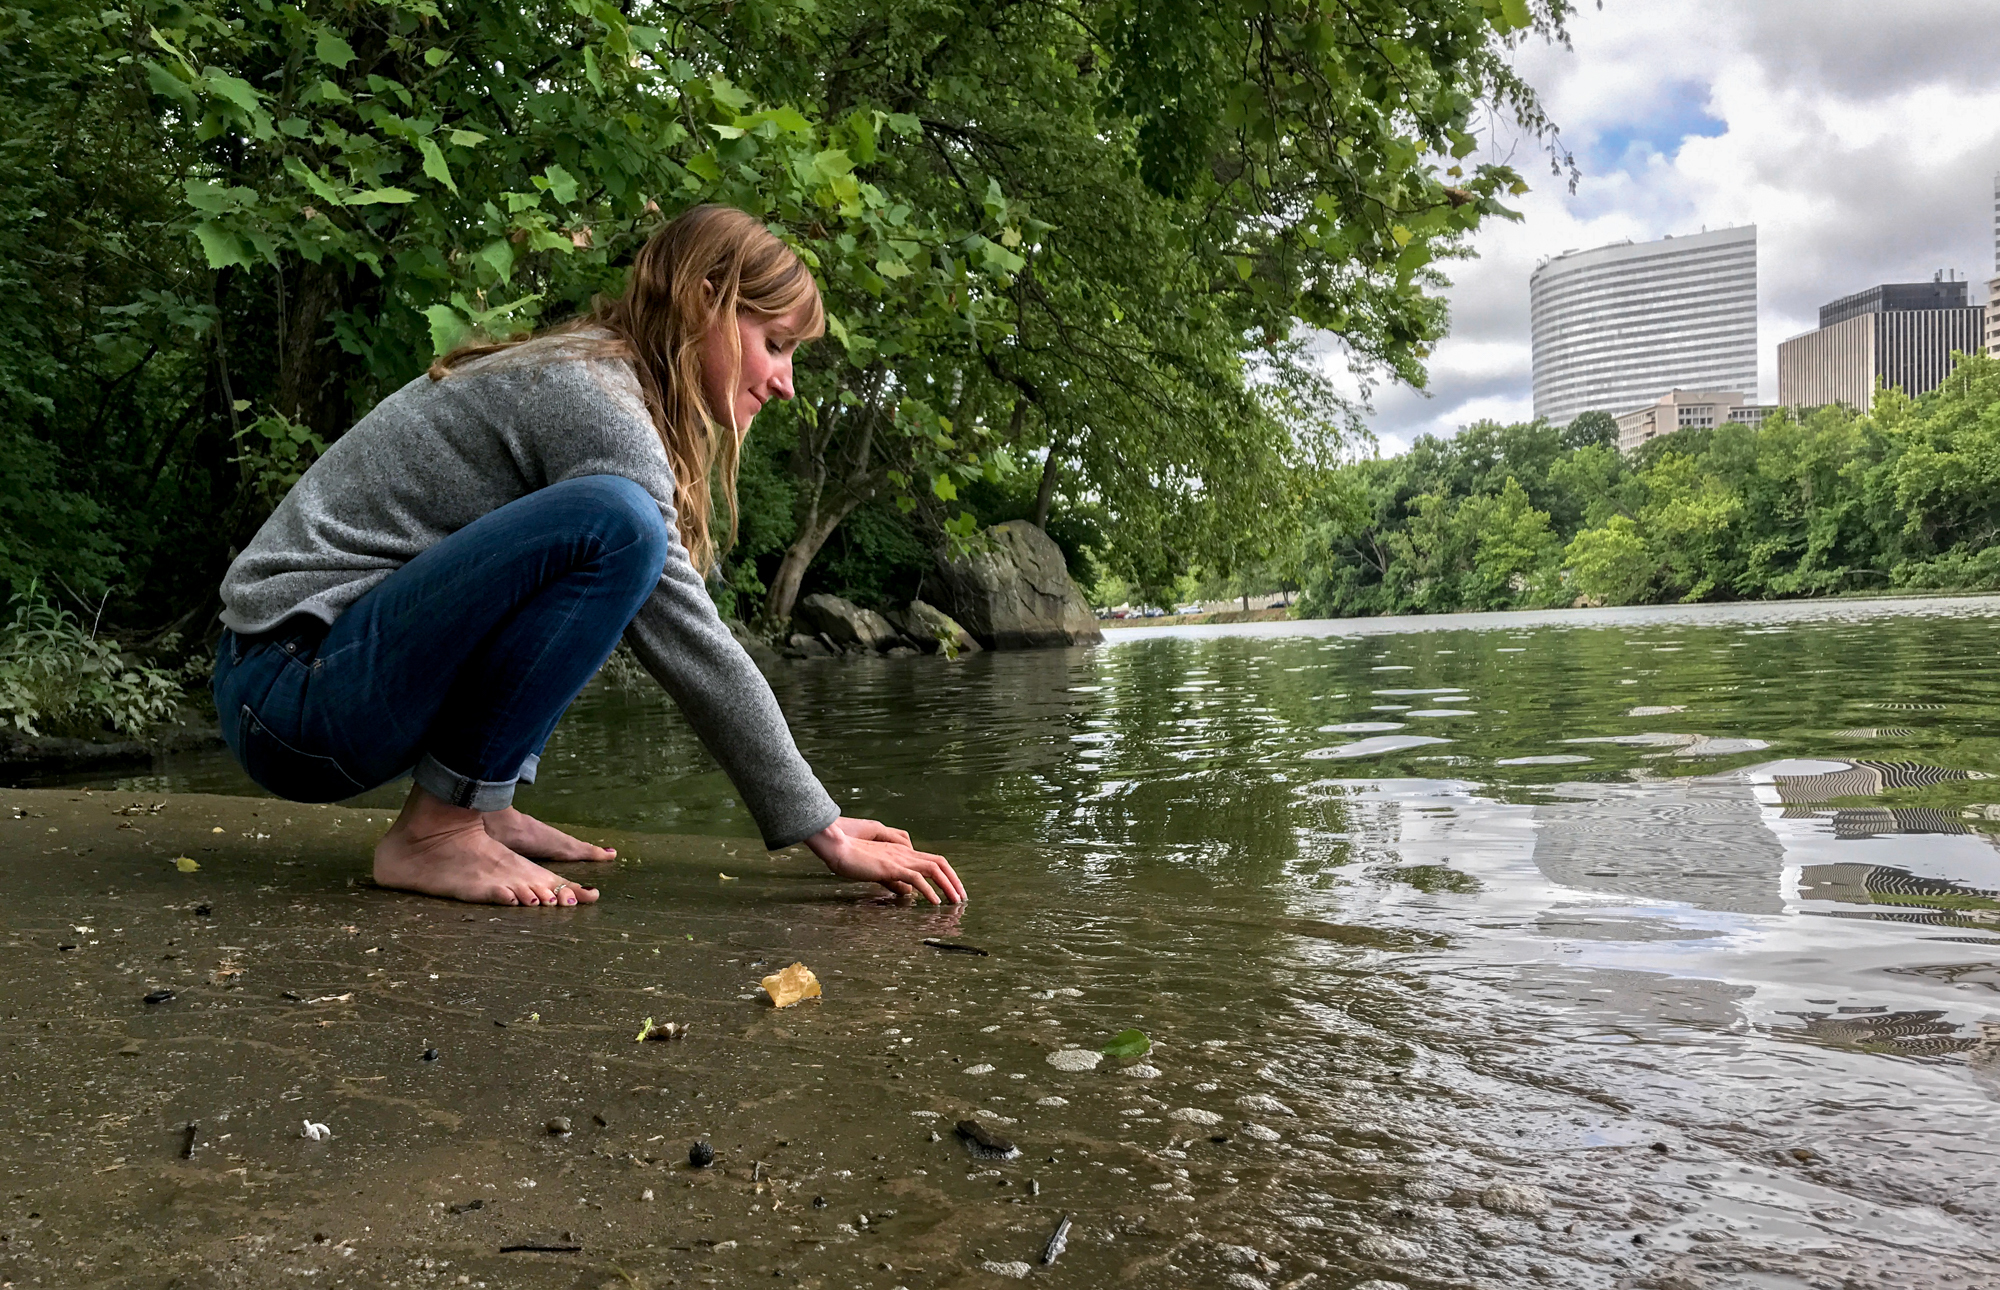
[518,752,540,785]
[413,752,518,812]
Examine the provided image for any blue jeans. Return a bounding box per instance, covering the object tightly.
[213,475,669,810]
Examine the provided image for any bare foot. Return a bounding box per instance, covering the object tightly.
[373,788,600,907]
[482,807,616,862]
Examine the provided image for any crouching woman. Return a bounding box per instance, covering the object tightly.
[212,204,963,908]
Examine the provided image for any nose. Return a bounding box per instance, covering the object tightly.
[770,356,795,402]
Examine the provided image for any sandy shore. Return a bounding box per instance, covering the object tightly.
[0,788,1289,1289]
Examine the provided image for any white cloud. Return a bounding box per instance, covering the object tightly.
[1346,0,2000,448]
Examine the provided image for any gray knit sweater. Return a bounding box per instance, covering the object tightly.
[218,336,840,849]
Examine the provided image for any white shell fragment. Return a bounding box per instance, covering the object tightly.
[301,1120,331,1141]
[1169,1107,1224,1125]
[1045,1048,1103,1072]
[1237,1093,1296,1116]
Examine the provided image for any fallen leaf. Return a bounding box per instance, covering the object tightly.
[1102,1028,1151,1059]
[761,962,821,1009]
[173,857,199,873]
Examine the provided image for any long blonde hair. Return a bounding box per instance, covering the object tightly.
[430,205,824,573]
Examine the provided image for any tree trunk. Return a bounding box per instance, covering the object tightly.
[277,259,363,443]
[1032,442,1060,529]
[763,497,866,629]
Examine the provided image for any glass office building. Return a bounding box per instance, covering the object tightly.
[1529,226,1759,427]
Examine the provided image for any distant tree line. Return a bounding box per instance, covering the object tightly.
[1294,354,2000,618]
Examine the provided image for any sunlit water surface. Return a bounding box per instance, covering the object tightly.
[88,595,2000,1285]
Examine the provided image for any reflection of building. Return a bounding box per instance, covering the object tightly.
[1777,279,1986,409]
[1990,172,2000,358]
[1772,759,1983,807]
[1614,389,1775,454]
[1530,226,1759,427]
[1531,780,1785,914]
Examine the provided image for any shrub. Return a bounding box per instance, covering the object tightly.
[0,586,185,737]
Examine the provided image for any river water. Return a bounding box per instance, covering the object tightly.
[69,595,2000,1285]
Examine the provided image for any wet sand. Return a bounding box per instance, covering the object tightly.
[4,785,1994,1289]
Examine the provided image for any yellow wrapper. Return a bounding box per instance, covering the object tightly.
[761,962,821,1008]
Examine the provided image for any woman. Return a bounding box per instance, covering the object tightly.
[212,205,964,909]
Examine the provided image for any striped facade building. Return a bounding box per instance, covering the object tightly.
[1529,226,1758,427]
[1777,280,1985,409]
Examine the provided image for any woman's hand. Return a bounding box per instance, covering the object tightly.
[804,816,966,904]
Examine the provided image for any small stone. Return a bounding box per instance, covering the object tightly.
[1479,1183,1551,1216]
[1350,1282,1411,1290]
[118,1041,142,1056]
[761,962,822,1009]
[1217,1245,1264,1266]
[421,1048,439,1062]
[1035,1095,1069,1106]
[812,1195,827,1209]
[963,1063,997,1075]
[301,1120,331,1141]
[689,1140,715,1168]
[447,1198,484,1214]
[1223,1275,1269,1290]
[980,1261,1034,1279]
[143,989,175,1005]
[1238,1123,1282,1142]
[1122,1063,1161,1079]
[640,1188,654,1202]
[1169,1107,1223,1126]
[546,1117,573,1136]
[1403,1180,1452,1200]
[1236,1094,1295,1116]
[1045,1049,1103,1072]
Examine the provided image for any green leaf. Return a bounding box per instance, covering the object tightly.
[1499,0,1531,30]
[191,222,251,269]
[314,28,357,69]
[143,60,196,108]
[542,164,579,205]
[476,239,515,284]
[1102,1028,1150,1059]
[930,473,958,502]
[423,303,466,357]
[418,138,457,193]
[199,70,261,114]
[448,129,488,147]
[347,187,418,205]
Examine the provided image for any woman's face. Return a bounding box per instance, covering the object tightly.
[700,304,810,433]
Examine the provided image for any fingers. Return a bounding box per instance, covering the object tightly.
[843,817,913,847]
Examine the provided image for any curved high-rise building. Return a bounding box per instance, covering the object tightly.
[1529,226,1759,426]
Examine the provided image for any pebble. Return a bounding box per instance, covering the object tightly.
[546,1117,572,1136]
[1236,1094,1296,1116]
[1122,1063,1162,1079]
[1169,1107,1224,1126]
[981,1260,1034,1279]
[1035,1096,1069,1107]
[689,1140,715,1168]
[143,989,175,1005]
[963,1063,997,1075]
[421,1048,439,1062]
[1223,1276,1269,1290]
[1402,1180,1452,1200]
[301,1121,331,1141]
[1046,1049,1103,1072]
[1479,1183,1551,1216]
[1217,1244,1264,1266]
[1354,1234,1425,1261]
[1238,1123,1282,1142]
[1351,1282,1411,1290]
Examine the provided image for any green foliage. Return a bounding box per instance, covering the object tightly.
[1299,355,2000,618]
[0,587,184,736]
[1,0,1578,638]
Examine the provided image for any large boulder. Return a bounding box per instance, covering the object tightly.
[886,600,982,657]
[934,520,1103,650]
[793,593,901,652]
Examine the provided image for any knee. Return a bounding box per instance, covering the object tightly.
[559,475,670,566]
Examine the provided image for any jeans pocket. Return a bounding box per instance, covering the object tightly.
[236,704,369,803]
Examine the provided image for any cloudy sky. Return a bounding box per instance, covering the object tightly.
[1347,0,2000,453]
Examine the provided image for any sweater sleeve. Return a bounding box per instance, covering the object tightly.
[517,357,841,849]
